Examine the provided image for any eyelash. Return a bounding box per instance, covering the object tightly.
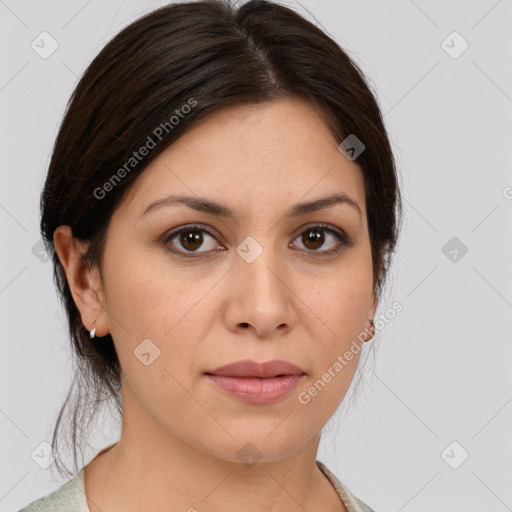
[163,223,354,259]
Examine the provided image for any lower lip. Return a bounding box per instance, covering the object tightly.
[205,374,305,405]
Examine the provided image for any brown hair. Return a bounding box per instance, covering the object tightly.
[40,0,402,477]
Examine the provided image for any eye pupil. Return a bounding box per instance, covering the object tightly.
[167,224,347,259]
[181,230,203,251]
[303,229,324,250]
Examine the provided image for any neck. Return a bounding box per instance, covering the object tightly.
[84,383,345,512]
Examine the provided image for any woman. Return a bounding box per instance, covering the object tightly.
[20,0,402,510]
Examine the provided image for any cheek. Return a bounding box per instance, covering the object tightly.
[302,265,373,340]
[295,257,372,403]
[103,247,200,338]
[295,279,366,418]
[102,249,219,380]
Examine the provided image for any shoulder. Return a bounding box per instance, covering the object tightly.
[316,460,376,512]
[18,468,89,512]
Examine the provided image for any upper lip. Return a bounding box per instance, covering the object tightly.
[206,359,306,378]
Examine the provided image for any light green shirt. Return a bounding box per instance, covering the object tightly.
[19,460,375,511]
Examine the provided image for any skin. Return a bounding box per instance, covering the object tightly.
[54,96,378,512]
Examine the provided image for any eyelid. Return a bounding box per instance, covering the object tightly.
[163,222,354,257]
[293,222,347,239]
[293,222,355,251]
[164,223,219,239]
[163,223,222,251]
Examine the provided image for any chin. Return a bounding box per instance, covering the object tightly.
[195,424,312,466]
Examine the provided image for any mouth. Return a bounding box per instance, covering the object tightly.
[204,359,306,405]
[205,359,306,378]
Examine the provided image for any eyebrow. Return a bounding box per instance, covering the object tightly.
[138,192,362,220]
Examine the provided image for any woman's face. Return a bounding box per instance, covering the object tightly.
[95,96,377,463]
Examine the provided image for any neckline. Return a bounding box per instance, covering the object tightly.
[68,459,354,511]
[316,460,362,511]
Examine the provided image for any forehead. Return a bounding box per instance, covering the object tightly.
[115,96,366,221]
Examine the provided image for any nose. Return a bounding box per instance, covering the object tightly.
[223,242,297,338]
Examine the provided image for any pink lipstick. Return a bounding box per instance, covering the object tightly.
[205,359,306,405]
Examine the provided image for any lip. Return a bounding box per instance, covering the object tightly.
[205,359,306,405]
[206,359,306,378]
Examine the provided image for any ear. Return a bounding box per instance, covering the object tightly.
[368,288,379,322]
[53,225,109,338]
[369,245,387,321]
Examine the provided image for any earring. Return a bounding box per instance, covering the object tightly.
[89,318,97,339]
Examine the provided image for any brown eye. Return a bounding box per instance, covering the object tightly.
[301,228,325,251]
[179,230,204,251]
[164,223,353,260]
[165,226,221,257]
[292,224,354,256]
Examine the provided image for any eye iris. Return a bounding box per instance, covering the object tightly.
[172,226,336,255]
[303,229,324,250]
[180,230,203,251]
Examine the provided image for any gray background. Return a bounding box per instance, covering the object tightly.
[1,0,511,510]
